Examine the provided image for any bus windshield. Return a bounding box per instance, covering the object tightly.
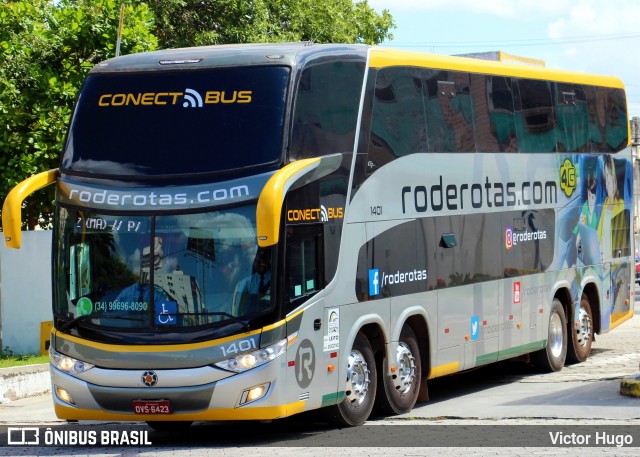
[61,66,290,177]
[54,205,274,330]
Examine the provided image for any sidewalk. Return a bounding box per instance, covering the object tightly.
[0,364,49,404]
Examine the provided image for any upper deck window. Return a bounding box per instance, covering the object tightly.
[290,60,364,159]
[62,66,290,178]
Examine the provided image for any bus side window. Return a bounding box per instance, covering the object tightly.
[554,82,589,152]
[512,78,556,152]
[472,74,518,152]
[369,66,426,164]
[578,85,627,153]
[290,60,364,160]
[424,70,475,152]
[605,88,628,152]
[285,224,324,308]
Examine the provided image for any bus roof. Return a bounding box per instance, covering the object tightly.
[89,42,369,73]
[369,47,625,89]
[89,42,624,90]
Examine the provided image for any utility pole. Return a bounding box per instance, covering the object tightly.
[115,3,125,57]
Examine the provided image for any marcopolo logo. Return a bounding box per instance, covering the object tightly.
[505,226,547,250]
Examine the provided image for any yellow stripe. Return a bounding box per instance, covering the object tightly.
[262,307,304,332]
[427,361,460,379]
[256,158,320,247]
[55,401,306,421]
[369,48,625,89]
[262,317,287,332]
[2,169,58,249]
[53,327,262,353]
[609,308,634,330]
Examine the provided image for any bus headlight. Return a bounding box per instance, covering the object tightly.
[50,347,94,375]
[215,338,287,373]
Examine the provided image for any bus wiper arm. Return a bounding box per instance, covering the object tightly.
[59,314,146,332]
[194,312,251,331]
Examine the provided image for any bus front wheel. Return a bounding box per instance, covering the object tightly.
[531,299,567,372]
[376,326,421,415]
[325,332,377,426]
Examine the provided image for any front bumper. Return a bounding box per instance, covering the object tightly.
[50,359,304,422]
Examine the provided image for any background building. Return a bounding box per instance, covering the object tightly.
[632,117,640,252]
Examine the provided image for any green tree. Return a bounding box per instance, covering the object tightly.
[146,0,394,49]
[0,0,157,229]
[1,0,393,230]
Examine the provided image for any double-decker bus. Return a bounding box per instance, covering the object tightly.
[2,43,633,428]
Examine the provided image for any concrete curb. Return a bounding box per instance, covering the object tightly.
[620,373,640,398]
[0,363,50,403]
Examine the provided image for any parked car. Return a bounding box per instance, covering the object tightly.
[636,254,640,283]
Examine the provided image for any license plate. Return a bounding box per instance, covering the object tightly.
[133,400,172,415]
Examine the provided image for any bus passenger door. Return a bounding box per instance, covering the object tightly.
[434,217,465,370]
[283,223,328,409]
[435,214,501,371]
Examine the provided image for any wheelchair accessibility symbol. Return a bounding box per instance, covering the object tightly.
[155,301,177,326]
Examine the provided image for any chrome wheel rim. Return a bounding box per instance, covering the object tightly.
[575,305,592,348]
[549,312,564,358]
[345,349,370,405]
[392,342,416,394]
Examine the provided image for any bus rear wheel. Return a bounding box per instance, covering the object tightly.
[325,332,377,426]
[376,326,421,415]
[531,299,567,372]
[566,294,593,364]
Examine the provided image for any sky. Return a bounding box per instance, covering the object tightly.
[368,0,640,117]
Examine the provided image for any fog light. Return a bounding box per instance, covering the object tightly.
[55,386,75,405]
[239,383,270,406]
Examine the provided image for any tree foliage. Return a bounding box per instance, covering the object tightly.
[146,0,394,49]
[0,0,394,230]
[0,0,157,229]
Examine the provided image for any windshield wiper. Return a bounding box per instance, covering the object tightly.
[60,312,251,332]
[59,314,147,332]
[188,312,251,331]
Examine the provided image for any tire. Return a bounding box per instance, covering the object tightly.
[531,299,567,372]
[376,326,421,415]
[566,294,593,364]
[146,421,193,432]
[325,333,377,426]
